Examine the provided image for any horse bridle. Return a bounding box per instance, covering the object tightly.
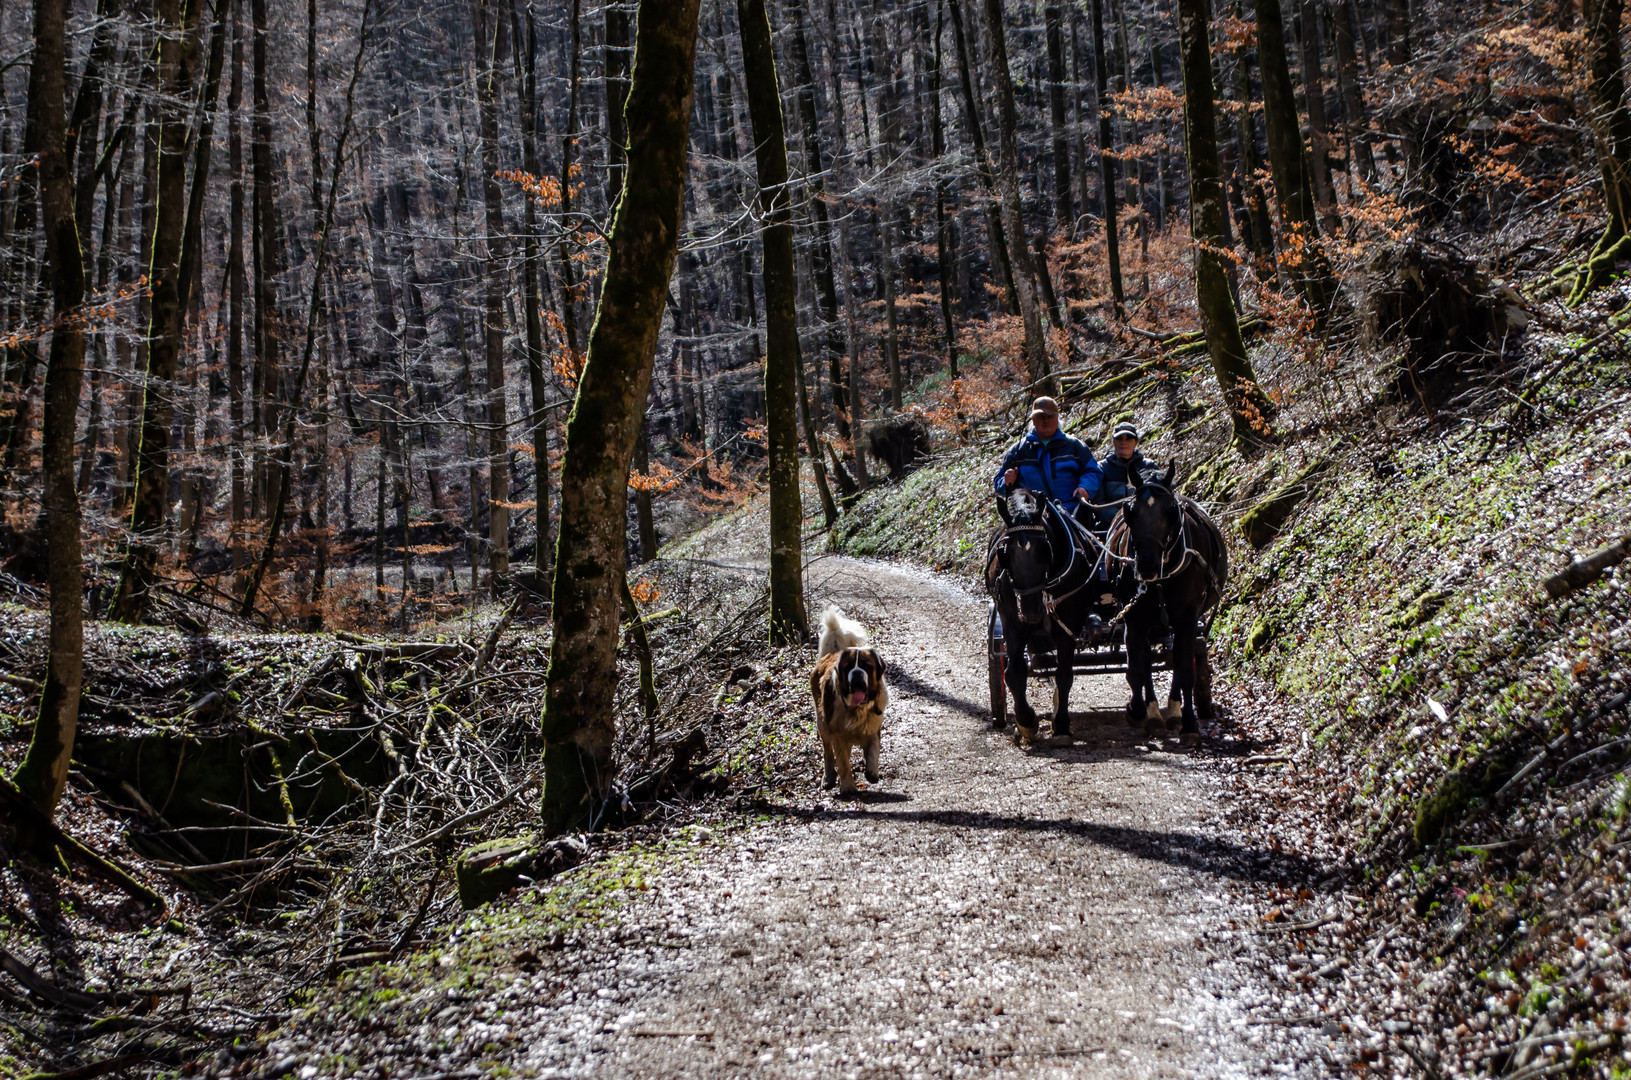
[992,501,1097,621]
[1122,482,1194,585]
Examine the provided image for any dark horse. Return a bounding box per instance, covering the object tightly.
[986,488,1099,743]
[1107,466,1228,743]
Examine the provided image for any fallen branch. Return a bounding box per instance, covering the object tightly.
[378,771,543,857]
[1542,533,1631,598]
[334,632,465,661]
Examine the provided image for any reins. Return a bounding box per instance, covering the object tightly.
[990,499,1094,619]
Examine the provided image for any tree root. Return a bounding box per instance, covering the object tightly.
[1567,231,1631,307]
[0,776,165,911]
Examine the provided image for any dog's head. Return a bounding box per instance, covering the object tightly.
[834,647,886,709]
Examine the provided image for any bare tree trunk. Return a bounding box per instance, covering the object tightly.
[1253,0,1338,319]
[979,0,1053,393]
[541,0,702,833]
[514,0,552,583]
[1297,0,1340,234]
[945,0,1017,315]
[1230,0,1277,273]
[13,0,89,816]
[1089,0,1125,313]
[930,0,958,372]
[1329,0,1374,182]
[227,1,247,589]
[238,0,373,617]
[738,0,810,646]
[109,0,203,622]
[475,0,511,589]
[1178,0,1276,444]
[604,0,631,208]
[250,0,280,519]
[787,0,851,442]
[631,421,659,561]
[1044,2,1073,233]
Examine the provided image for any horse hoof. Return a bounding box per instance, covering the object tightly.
[1015,724,1040,747]
[1166,715,1183,732]
[990,718,1008,731]
[1047,733,1075,748]
[1142,717,1166,738]
[1180,732,1201,749]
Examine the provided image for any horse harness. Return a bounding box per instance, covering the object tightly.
[1108,487,1227,620]
[989,500,1119,637]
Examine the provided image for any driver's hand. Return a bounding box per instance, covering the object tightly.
[1004,468,1019,487]
[1073,487,1091,501]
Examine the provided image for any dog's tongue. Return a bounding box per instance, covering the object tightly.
[848,691,868,707]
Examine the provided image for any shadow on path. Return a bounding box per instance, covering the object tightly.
[744,800,1323,884]
[887,667,991,722]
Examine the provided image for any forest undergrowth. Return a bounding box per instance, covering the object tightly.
[0,531,828,1078]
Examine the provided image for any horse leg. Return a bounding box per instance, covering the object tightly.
[1006,632,1040,740]
[1124,626,1145,727]
[1129,625,1164,737]
[1196,636,1215,720]
[1053,636,1075,739]
[1172,614,1201,745]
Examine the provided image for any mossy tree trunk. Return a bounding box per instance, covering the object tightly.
[540,0,701,834]
[737,0,809,647]
[1252,0,1337,321]
[1570,0,1631,304]
[13,0,88,815]
[108,0,201,623]
[1179,0,1276,444]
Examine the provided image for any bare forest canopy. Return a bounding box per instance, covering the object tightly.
[0,0,1621,634]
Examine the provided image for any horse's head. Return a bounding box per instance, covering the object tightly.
[996,488,1052,626]
[1125,465,1182,582]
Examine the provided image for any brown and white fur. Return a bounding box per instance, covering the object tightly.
[810,606,890,795]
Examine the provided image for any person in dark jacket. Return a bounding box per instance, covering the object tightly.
[1097,421,1153,525]
[994,397,1102,521]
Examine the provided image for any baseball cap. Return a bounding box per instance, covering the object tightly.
[1111,421,1140,439]
[1030,397,1060,419]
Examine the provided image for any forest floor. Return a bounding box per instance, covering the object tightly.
[257,548,1363,1079]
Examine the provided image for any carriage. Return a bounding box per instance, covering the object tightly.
[984,495,1219,732]
[985,587,1188,727]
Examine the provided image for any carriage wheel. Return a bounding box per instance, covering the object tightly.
[989,652,1008,729]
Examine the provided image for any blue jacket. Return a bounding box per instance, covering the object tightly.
[1099,449,1152,503]
[994,429,1103,504]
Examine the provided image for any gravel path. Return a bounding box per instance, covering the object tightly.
[501,558,1323,1078]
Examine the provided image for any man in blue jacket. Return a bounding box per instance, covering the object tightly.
[994,397,1103,522]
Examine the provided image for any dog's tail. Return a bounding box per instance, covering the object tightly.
[816,605,870,656]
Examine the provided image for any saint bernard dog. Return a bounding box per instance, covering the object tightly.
[810,606,891,796]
